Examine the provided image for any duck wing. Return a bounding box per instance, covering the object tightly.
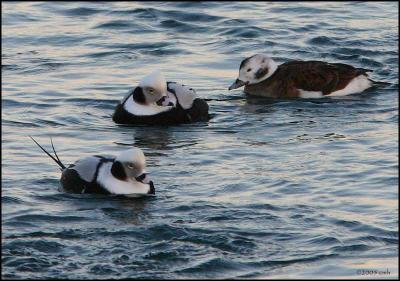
[167,82,198,110]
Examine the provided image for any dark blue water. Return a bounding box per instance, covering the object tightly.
[2,1,398,279]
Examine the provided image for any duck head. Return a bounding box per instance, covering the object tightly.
[111,148,155,195]
[132,71,169,105]
[229,54,278,90]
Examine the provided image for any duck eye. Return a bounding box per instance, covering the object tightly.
[127,163,134,169]
[247,68,252,72]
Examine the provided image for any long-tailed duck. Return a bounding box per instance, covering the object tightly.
[228,54,377,98]
[30,137,155,196]
[112,71,209,125]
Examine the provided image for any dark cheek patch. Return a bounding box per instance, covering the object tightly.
[132,86,146,104]
[111,161,127,181]
[255,67,269,79]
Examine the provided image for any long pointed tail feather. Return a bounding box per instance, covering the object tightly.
[358,67,373,73]
[368,79,391,86]
[50,137,63,167]
[29,136,66,170]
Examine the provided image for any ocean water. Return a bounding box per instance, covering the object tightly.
[1,1,398,279]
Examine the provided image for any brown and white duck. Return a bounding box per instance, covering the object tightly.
[228,54,375,98]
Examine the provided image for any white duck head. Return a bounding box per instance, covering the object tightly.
[133,71,168,105]
[110,148,155,195]
[229,54,278,90]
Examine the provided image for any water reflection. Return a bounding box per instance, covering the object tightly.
[101,196,154,225]
[133,127,175,151]
[114,127,199,155]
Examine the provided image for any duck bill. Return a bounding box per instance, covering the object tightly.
[156,96,166,106]
[135,173,155,195]
[135,173,151,184]
[228,79,248,90]
[156,94,174,106]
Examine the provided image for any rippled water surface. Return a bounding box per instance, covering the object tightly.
[2,1,398,279]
